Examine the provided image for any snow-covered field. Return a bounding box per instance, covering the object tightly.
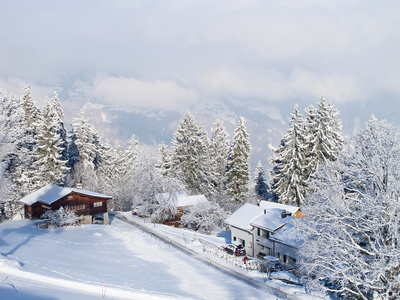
[0,213,313,299]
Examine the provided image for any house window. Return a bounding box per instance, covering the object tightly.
[68,195,73,200]
[287,257,297,264]
[258,229,270,239]
[237,238,245,247]
[66,204,86,211]
[276,252,280,259]
[233,236,237,241]
[283,255,287,263]
[93,201,102,207]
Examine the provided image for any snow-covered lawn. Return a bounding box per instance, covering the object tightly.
[0,214,282,300]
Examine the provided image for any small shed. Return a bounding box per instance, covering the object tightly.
[19,184,112,224]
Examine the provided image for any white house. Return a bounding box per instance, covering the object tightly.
[224,201,303,265]
[224,203,265,257]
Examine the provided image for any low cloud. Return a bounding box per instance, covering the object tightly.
[288,69,366,104]
[200,68,367,104]
[93,75,199,111]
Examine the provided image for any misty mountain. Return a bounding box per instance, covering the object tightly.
[62,95,288,178]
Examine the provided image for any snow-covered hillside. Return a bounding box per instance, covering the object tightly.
[0,214,311,300]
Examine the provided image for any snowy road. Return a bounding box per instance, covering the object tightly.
[114,213,305,300]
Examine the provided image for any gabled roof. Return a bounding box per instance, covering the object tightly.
[250,209,289,232]
[224,203,265,231]
[269,218,304,249]
[19,184,112,206]
[155,191,208,207]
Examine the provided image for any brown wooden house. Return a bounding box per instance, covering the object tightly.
[19,184,112,224]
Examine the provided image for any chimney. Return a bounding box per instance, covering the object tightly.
[76,183,83,189]
[281,209,287,218]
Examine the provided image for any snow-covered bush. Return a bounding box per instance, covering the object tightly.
[180,202,227,234]
[151,200,178,223]
[42,207,80,227]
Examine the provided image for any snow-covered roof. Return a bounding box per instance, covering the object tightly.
[224,203,265,231]
[269,218,304,249]
[250,209,289,232]
[155,191,208,207]
[19,184,112,206]
[258,201,299,216]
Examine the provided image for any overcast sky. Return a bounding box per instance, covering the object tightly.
[1,0,399,124]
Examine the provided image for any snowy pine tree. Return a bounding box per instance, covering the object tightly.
[96,139,115,193]
[122,135,139,180]
[226,117,251,203]
[20,86,40,142]
[305,97,344,180]
[271,105,309,206]
[210,118,230,202]
[170,112,216,197]
[0,95,13,215]
[158,142,171,177]
[48,92,68,162]
[272,99,344,207]
[254,161,270,201]
[66,110,102,191]
[31,98,68,189]
[69,110,99,171]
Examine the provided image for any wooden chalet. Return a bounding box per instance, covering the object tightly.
[19,184,112,224]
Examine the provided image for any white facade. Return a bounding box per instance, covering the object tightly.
[229,226,256,256]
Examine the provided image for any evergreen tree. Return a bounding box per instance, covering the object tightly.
[122,135,139,180]
[48,92,68,161]
[31,100,68,188]
[158,141,171,177]
[0,95,13,217]
[271,105,309,206]
[10,88,39,198]
[305,97,344,180]
[170,112,215,197]
[269,138,285,203]
[66,110,102,191]
[96,139,115,193]
[210,118,230,201]
[271,99,344,207]
[20,86,40,140]
[69,110,99,171]
[226,117,251,203]
[254,161,270,201]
